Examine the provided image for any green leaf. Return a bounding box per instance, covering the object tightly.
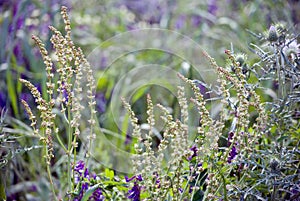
[97,74,108,90]
[202,162,208,169]
[131,87,148,104]
[6,61,18,117]
[81,183,100,201]
[105,168,114,180]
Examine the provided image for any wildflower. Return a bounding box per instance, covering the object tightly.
[192,80,210,99]
[128,182,141,201]
[125,174,143,182]
[74,182,88,201]
[95,92,107,113]
[90,188,105,201]
[227,146,237,163]
[227,131,234,147]
[207,0,218,15]
[125,131,132,145]
[125,174,143,201]
[188,145,198,161]
[175,15,186,30]
[153,172,161,188]
[74,161,85,172]
[122,0,165,24]
[191,15,202,27]
[74,160,89,179]
[73,160,105,201]
[0,92,7,110]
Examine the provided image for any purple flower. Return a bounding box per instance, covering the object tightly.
[61,83,69,104]
[74,160,89,180]
[96,92,107,113]
[90,188,105,201]
[207,0,218,15]
[82,182,89,191]
[227,131,234,147]
[125,174,143,201]
[227,131,238,163]
[175,15,186,30]
[120,0,168,24]
[153,172,161,188]
[193,80,210,99]
[74,182,89,201]
[228,145,237,163]
[125,174,143,182]
[136,174,143,181]
[0,92,7,110]
[191,15,202,27]
[73,160,105,201]
[125,175,135,182]
[128,182,141,201]
[125,131,132,145]
[74,160,85,173]
[100,56,108,69]
[188,145,198,161]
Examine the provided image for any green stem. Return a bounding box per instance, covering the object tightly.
[190,168,207,201]
[46,146,58,201]
[67,105,73,193]
[72,134,77,194]
[55,128,67,153]
[215,165,228,201]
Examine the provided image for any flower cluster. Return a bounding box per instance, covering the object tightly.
[227,131,237,163]
[125,175,143,201]
[73,160,105,201]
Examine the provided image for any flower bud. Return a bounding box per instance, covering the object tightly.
[268,25,278,42]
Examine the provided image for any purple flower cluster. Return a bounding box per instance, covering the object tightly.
[120,0,168,25]
[95,92,107,113]
[125,174,143,201]
[188,145,198,161]
[73,160,104,201]
[120,0,218,30]
[153,172,161,188]
[128,182,141,201]
[227,131,238,163]
[0,92,7,111]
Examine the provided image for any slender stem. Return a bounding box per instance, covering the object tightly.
[72,134,77,193]
[45,146,58,201]
[215,165,228,201]
[275,46,283,100]
[180,163,197,200]
[55,128,67,152]
[67,105,73,193]
[280,50,286,98]
[190,168,207,201]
